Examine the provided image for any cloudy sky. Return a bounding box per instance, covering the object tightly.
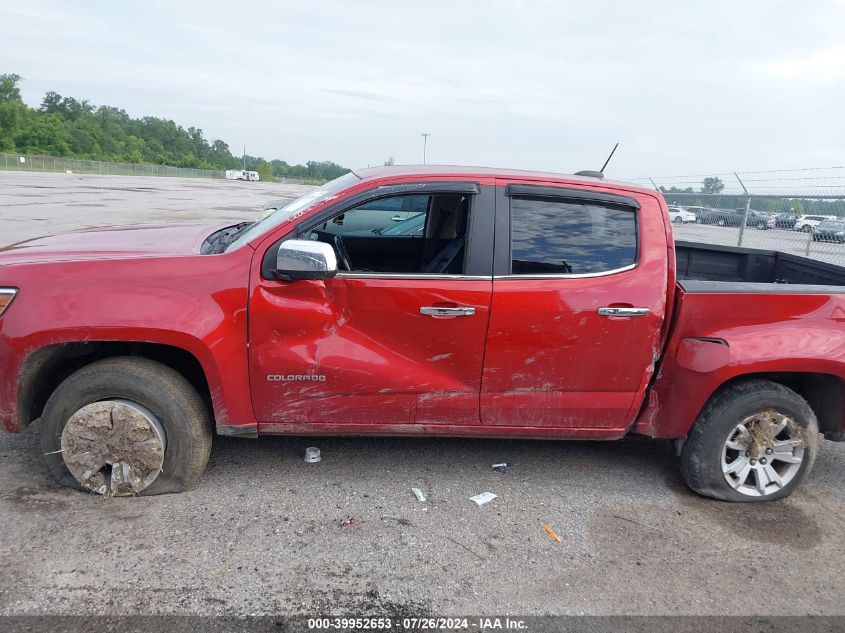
[2,0,844,182]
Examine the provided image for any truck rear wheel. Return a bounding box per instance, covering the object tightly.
[40,357,212,496]
[679,379,819,502]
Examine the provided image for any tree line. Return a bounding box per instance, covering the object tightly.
[0,73,350,182]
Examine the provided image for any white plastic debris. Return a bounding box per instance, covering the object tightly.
[411,487,426,502]
[304,447,321,463]
[469,492,497,506]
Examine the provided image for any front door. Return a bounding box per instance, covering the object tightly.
[481,182,667,432]
[249,184,494,429]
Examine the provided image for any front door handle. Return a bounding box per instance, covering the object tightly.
[420,306,476,317]
[597,307,650,317]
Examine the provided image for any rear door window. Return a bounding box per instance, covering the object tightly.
[510,197,637,275]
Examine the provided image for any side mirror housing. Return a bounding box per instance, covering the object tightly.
[273,239,338,281]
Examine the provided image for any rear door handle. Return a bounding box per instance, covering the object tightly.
[597,307,650,317]
[420,306,476,317]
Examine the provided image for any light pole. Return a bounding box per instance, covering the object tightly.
[421,133,430,164]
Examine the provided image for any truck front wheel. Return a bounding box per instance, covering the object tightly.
[40,357,212,496]
[680,379,819,502]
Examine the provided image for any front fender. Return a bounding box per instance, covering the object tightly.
[0,249,254,433]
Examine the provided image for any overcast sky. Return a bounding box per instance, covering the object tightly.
[2,0,844,183]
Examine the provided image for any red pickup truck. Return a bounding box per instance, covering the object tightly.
[2,165,844,502]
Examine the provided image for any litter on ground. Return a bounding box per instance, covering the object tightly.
[469,492,497,506]
[543,524,562,543]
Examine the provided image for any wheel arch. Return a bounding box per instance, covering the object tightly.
[708,372,844,440]
[638,368,845,441]
[16,341,216,433]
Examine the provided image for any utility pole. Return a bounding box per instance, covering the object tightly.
[242,145,246,171]
[421,133,430,165]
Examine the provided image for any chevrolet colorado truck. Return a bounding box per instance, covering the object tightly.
[2,165,844,502]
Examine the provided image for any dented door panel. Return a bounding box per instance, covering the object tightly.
[481,183,669,430]
[249,277,492,426]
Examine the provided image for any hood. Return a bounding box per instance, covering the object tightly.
[0,222,232,265]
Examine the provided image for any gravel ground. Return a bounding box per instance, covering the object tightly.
[0,172,843,617]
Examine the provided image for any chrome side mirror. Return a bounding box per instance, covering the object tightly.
[274,239,338,281]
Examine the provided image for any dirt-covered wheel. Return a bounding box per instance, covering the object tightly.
[680,379,819,502]
[40,357,212,496]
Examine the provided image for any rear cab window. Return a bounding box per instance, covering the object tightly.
[508,195,638,275]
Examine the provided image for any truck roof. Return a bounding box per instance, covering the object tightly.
[352,164,655,196]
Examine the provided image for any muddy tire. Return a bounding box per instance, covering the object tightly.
[680,379,819,502]
[40,357,212,496]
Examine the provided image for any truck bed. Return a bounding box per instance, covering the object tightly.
[675,240,845,288]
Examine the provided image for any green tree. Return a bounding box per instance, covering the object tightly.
[0,102,23,150]
[0,73,23,103]
[701,177,725,194]
[15,113,72,156]
[256,160,273,181]
[0,74,25,150]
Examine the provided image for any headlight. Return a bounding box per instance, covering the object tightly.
[0,288,17,317]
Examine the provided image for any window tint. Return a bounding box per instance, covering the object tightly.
[306,193,471,275]
[510,197,637,275]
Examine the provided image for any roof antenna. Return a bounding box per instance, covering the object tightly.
[600,142,619,174]
[575,142,618,179]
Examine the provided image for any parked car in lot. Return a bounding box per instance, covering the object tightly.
[697,207,770,229]
[770,213,799,229]
[2,165,845,503]
[812,219,845,243]
[667,206,696,224]
[794,214,839,232]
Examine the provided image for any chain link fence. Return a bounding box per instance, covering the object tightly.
[623,168,845,268]
[0,152,224,179]
[662,189,845,268]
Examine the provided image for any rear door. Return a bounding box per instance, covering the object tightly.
[480,182,668,433]
[249,181,495,429]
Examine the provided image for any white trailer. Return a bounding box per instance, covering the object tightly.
[225,170,259,181]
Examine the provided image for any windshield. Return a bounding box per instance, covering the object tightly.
[225,171,361,251]
[818,221,845,230]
